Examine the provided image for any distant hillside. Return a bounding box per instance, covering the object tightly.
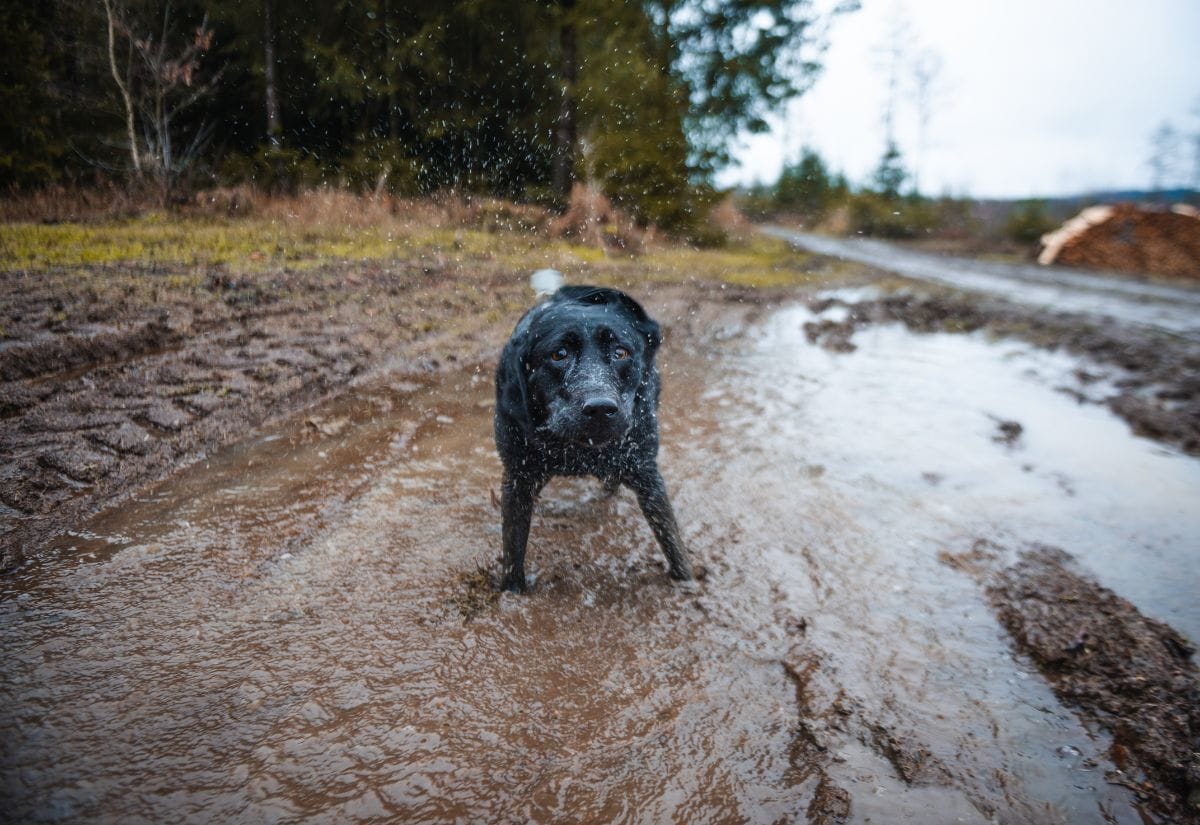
[964,190,1197,237]
[974,189,1199,220]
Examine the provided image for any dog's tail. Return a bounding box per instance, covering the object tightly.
[530,268,565,298]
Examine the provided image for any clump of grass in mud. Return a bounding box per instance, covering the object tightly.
[449,564,500,622]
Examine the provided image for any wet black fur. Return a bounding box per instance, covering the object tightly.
[494,286,692,592]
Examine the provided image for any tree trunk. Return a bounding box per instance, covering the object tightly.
[263,0,281,145]
[102,0,141,174]
[383,0,398,139]
[552,0,577,200]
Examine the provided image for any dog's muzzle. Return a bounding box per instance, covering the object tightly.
[548,393,628,445]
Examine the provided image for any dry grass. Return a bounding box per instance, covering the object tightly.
[0,183,151,223]
[1,183,554,233]
[0,188,561,273]
[190,186,554,233]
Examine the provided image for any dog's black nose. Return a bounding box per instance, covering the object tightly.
[582,397,619,419]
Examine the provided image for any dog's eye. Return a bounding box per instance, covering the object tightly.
[550,348,569,362]
[613,346,630,361]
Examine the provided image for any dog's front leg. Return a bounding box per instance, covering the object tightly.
[501,471,542,593]
[628,467,693,582]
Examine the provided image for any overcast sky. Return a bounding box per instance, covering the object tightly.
[716,0,1200,198]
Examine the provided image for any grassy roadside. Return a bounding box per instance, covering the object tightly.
[0,191,856,291]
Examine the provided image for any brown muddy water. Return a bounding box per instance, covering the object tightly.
[3,298,1198,823]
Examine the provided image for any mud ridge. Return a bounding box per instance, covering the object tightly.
[806,772,851,825]
[782,647,858,824]
[942,541,1200,823]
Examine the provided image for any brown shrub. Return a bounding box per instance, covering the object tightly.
[0,183,147,223]
[548,183,645,254]
[708,195,753,241]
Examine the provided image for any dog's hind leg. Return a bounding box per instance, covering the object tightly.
[627,468,693,582]
[501,472,542,593]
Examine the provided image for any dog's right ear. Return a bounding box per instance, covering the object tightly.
[496,308,543,437]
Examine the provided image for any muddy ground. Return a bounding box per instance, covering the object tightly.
[2,247,1199,822]
[0,259,523,569]
[0,257,786,571]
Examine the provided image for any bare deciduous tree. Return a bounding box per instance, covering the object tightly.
[99,0,219,202]
[263,0,280,146]
[873,2,912,151]
[102,0,141,174]
[1148,121,1180,194]
[908,47,944,195]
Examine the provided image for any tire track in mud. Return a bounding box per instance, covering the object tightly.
[0,262,532,569]
[780,593,1016,824]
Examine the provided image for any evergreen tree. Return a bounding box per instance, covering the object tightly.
[577,0,698,230]
[871,140,907,199]
[646,0,831,174]
[2,0,844,228]
[0,4,62,186]
[775,147,833,217]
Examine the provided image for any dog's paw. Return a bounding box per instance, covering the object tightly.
[500,577,527,594]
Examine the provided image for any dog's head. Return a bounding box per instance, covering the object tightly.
[500,287,661,446]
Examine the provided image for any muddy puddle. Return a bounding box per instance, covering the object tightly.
[3,298,1198,823]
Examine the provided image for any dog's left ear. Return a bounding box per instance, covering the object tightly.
[638,314,662,357]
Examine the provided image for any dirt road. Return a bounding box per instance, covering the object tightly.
[3,278,1198,823]
[762,226,1200,341]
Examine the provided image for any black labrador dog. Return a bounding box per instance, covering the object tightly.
[494,285,692,592]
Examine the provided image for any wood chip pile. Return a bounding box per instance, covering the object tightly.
[1039,203,1200,279]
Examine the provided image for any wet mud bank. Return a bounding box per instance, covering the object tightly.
[944,542,1200,822]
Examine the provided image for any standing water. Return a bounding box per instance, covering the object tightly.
[2,301,1196,823]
